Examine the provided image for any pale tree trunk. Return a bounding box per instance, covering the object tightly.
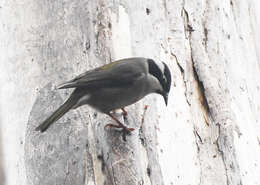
[0,127,5,185]
[1,0,260,185]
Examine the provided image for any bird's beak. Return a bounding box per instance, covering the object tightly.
[163,93,168,106]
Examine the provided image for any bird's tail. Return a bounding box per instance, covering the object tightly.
[35,95,78,132]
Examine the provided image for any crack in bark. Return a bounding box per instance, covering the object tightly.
[181,4,238,185]
[194,130,203,144]
[182,5,206,185]
[181,8,194,39]
[192,63,211,126]
[171,52,191,106]
[193,128,203,185]
[182,3,211,125]
[183,5,234,185]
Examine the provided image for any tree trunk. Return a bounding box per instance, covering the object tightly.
[1,0,260,185]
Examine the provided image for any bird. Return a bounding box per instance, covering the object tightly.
[35,57,172,132]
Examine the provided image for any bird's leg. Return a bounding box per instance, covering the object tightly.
[104,113,134,132]
[121,108,128,117]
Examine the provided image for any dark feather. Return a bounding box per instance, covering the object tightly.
[35,93,78,132]
[57,58,146,89]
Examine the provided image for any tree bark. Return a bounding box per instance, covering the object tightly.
[0,126,5,185]
[1,0,260,185]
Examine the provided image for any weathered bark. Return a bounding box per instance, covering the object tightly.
[1,0,260,185]
[0,126,5,185]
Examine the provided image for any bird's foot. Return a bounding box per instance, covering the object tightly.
[104,123,134,133]
[105,112,134,134]
[121,108,128,117]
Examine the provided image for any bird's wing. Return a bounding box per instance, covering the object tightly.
[57,58,146,89]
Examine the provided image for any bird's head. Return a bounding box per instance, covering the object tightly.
[147,59,172,105]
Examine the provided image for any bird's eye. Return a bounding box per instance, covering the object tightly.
[163,75,167,82]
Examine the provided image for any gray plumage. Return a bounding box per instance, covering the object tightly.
[35,57,171,132]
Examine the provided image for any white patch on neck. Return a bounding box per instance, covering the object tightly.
[156,61,165,74]
[156,61,167,81]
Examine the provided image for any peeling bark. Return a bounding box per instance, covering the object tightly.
[183,1,243,184]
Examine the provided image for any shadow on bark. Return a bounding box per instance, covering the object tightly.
[0,115,6,185]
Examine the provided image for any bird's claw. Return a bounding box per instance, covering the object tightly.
[104,123,134,133]
[121,108,128,117]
